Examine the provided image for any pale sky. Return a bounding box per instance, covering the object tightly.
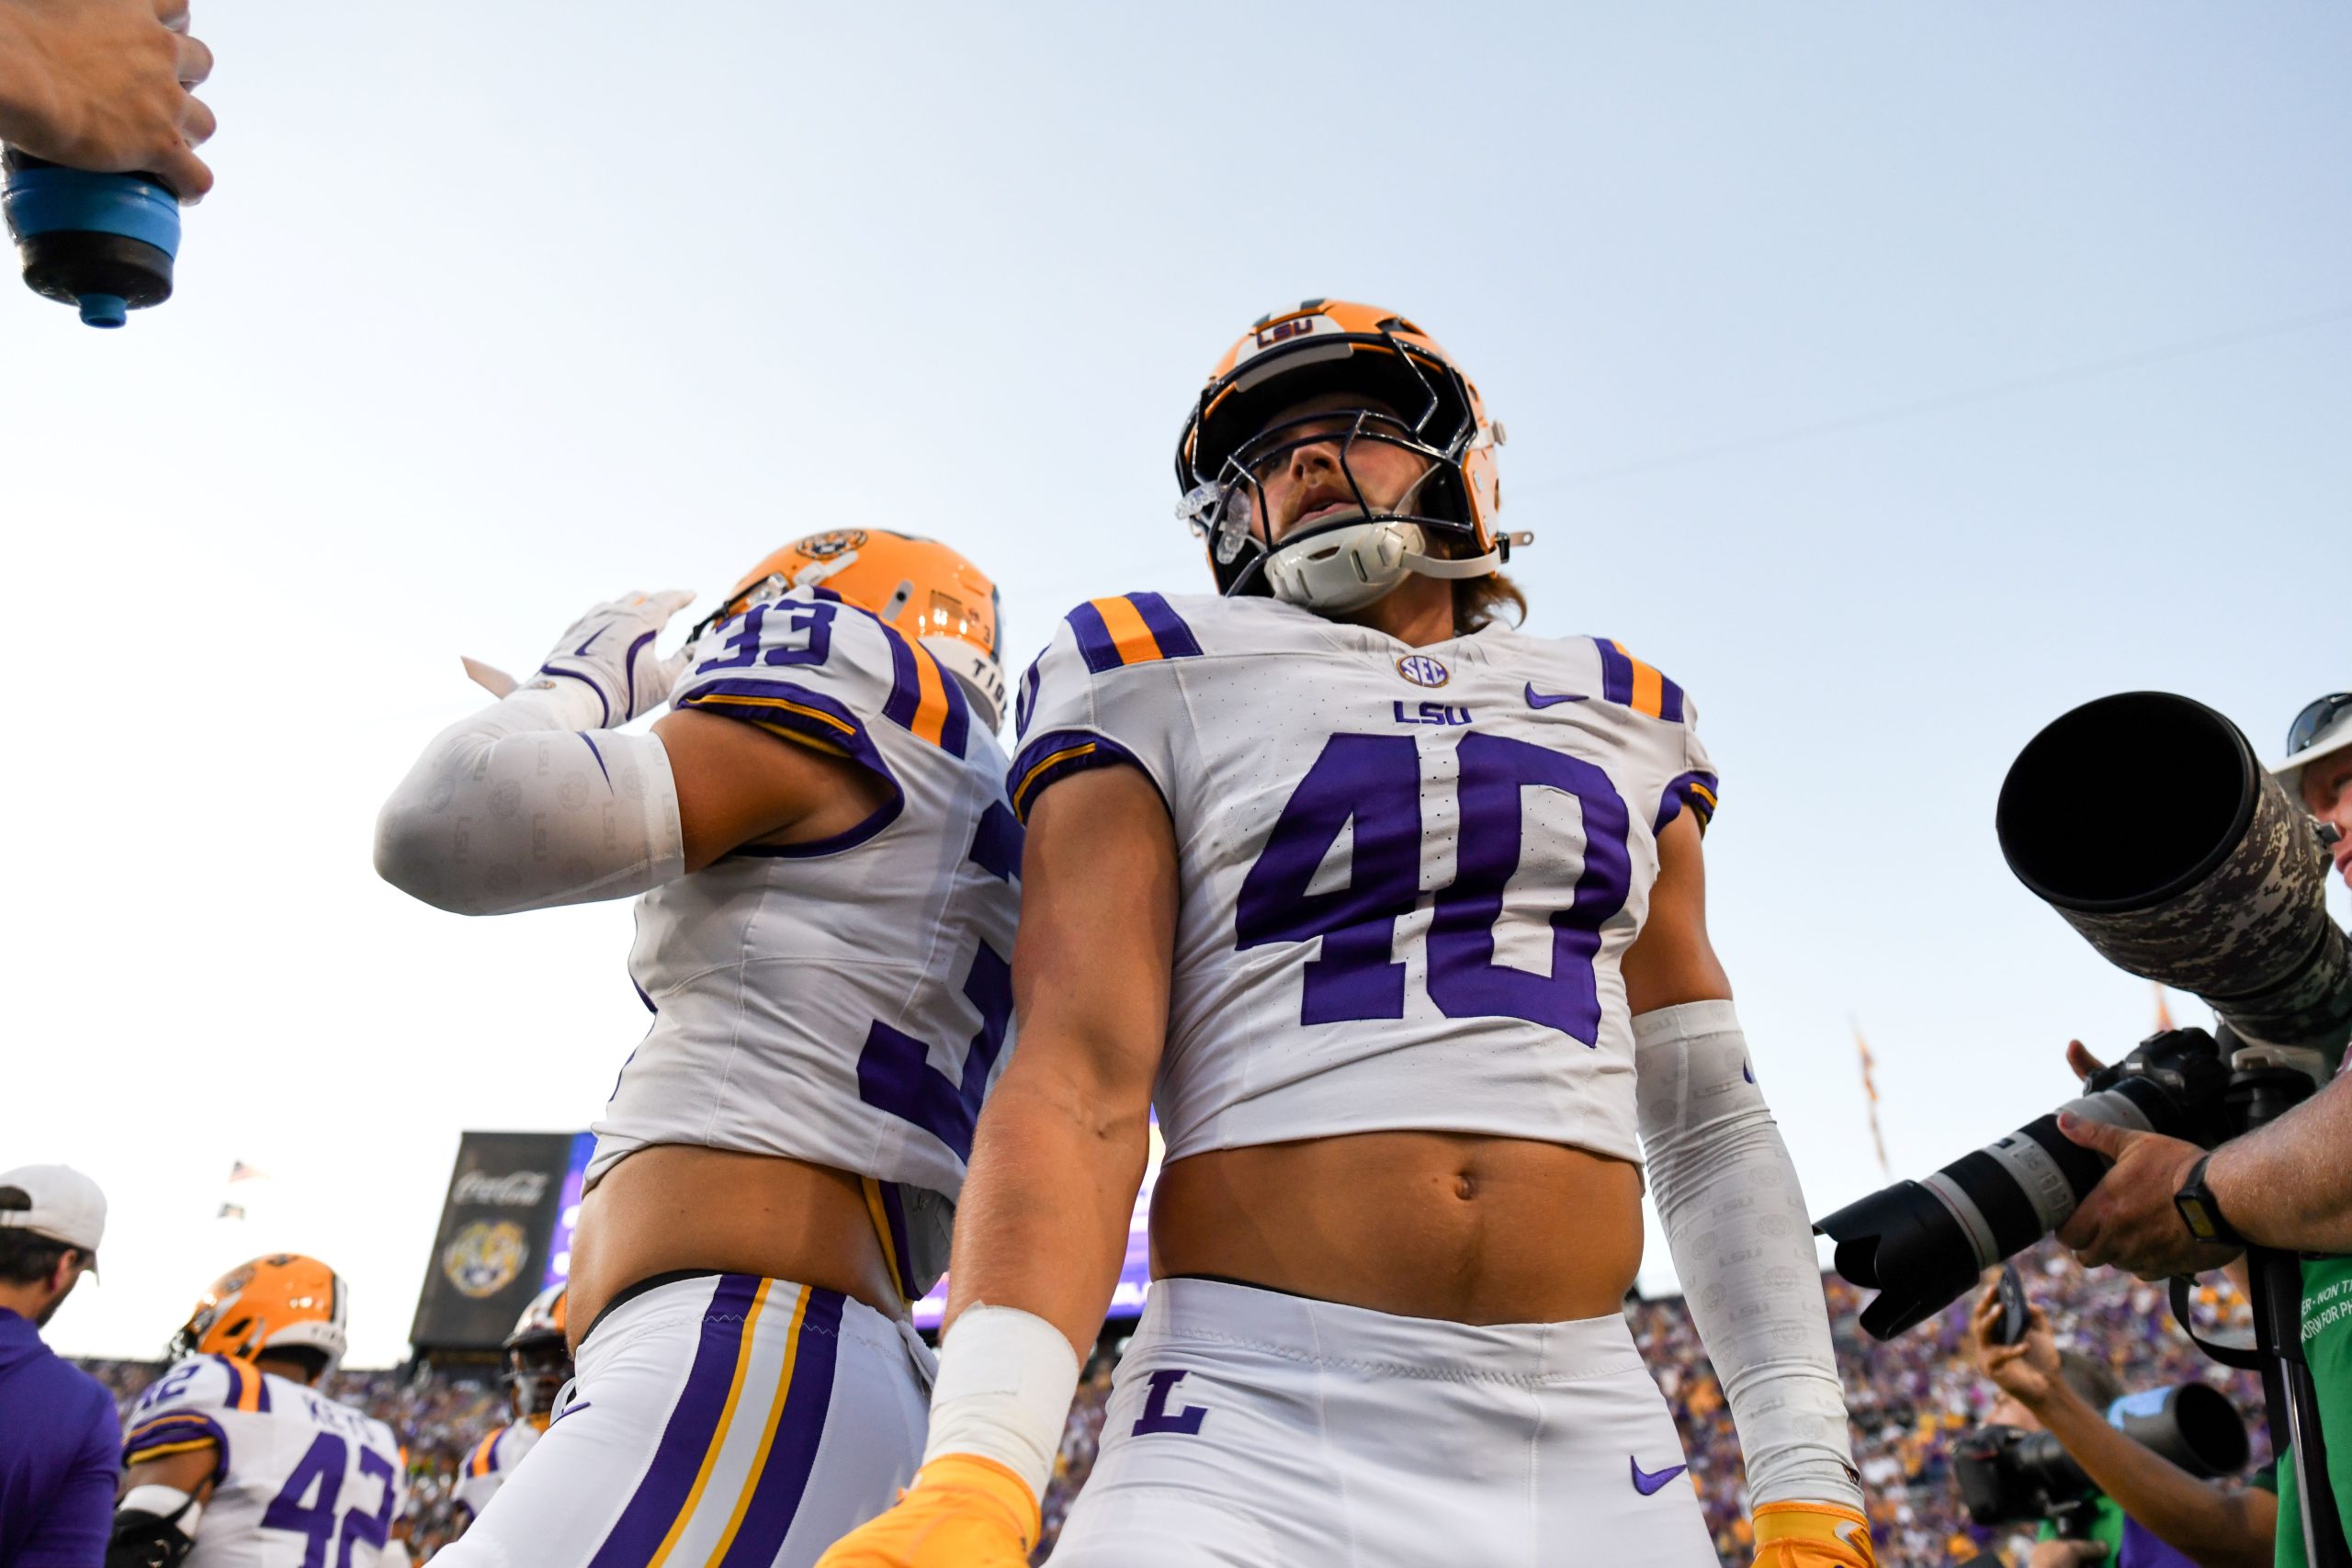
[6,1,2346,1366]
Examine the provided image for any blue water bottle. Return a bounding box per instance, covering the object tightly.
[2,149,182,328]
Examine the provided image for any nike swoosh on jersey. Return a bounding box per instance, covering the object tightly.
[574,626,605,656]
[1524,683,1588,709]
[1631,1457,1690,1495]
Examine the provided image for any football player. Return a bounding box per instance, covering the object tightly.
[820,301,1872,1568]
[114,1254,408,1568]
[374,532,1020,1567]
[448,1286,570,1533]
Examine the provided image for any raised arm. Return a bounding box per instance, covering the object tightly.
[374,592,888,914]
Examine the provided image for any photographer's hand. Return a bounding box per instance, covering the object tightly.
[2052,1117,2241,1280]
[1971,1287,2063,1404]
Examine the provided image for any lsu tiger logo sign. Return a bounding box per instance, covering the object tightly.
[443,1220,529,1299]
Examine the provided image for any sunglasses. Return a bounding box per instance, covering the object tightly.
[2286,693,2352,757]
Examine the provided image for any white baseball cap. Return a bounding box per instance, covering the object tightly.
[0,1164,107,1274]
[2271,693,2352,802]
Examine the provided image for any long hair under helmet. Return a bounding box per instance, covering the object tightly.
[693,529,1008,730]
[1174,299,1525,613]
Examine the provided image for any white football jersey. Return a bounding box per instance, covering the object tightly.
[1009,592,1716,1167]
[122,1356,407,1568]
[450,1416,540,1523]
[594,586,1021,1296]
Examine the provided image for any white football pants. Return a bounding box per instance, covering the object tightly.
[434,1272,932,1568]
[1046,1277,1717,1567]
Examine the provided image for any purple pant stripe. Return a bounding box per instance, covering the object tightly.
[1657,674,1686,725]
[714,1290,847,1568]
[585,1274,763,1568]
[1128,592,1203,660]
[1066,602,1121,674]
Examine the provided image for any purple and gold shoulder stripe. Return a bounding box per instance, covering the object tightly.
[1069,593,1204,674]
[1656,771,1721,837]
[468,1428,503,1478]
[875,626,972,757]
[1592,638,1685,723]
[1006,728,1151,825]
[123,1411,231,1477]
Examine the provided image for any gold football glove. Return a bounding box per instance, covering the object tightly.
[1750,1501,1875,1568]
[812,1454,1040,1568]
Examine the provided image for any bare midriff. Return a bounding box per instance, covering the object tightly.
[564,1145,904,1349]
[1150,1131,1645,1325]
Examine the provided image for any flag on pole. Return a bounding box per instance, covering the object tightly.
[1854,1019,1892,1178]
[217,1202,246,1221]
[227,1161,267,1183]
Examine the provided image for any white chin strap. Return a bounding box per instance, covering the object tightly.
[1261,518,1508,614]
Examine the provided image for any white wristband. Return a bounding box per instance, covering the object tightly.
[920,1304,1080,1501]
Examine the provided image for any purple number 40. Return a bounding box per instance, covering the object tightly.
[1236,731,1632,1044]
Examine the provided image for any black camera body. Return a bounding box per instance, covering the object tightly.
[1954,1383,2250,1530]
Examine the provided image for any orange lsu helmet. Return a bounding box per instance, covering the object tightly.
[702,529,1007,730]
[1174,299,1512,601]
[168,1253,348,1377]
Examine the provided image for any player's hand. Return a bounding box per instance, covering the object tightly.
[0,0,217,200]
[2028,1540,2110,1565]
[1750,1501,1875,1568]
[813,1455,1039,1568]
[525,590,695,728]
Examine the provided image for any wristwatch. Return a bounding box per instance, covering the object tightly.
[2174,1154,2245,1247]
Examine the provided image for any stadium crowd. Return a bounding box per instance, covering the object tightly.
[74,1238,2268,1566]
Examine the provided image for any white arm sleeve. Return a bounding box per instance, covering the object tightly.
[374,683,684,916]
[1634,998,1863,1510]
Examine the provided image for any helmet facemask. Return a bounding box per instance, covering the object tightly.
[1182,406,1491,613]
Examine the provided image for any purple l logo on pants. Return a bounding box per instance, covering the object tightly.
[1130,1369,1209,1437]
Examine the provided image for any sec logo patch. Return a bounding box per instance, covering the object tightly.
[1396,654,1450,688]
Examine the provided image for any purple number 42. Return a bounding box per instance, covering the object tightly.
[1236,731,1632,1044]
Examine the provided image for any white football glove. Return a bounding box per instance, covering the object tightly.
[466,590,696,729]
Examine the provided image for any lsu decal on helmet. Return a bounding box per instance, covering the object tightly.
[1173,299,1526,612]
[167,1253,349,1379]
[503,1283,572,1421]
[700,529,1008,730]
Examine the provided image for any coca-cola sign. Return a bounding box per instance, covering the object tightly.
[413,1132,584,1352]
[453,1169,550,1207]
